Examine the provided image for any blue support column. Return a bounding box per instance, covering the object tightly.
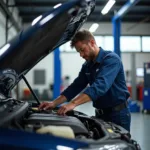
[112,0,140,58]
[53,48,61,99]
[112,18,121,57]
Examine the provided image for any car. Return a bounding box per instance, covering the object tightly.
[0,0,140,150]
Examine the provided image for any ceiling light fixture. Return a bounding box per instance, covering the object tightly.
[101,0,116,15]
[89,23,99,33]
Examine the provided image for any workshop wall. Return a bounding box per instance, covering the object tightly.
[19,53,54,99]
[61,52,150,83]
[18,51,150,100]
[82,23,150,35]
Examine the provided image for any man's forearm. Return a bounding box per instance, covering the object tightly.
[70,93,91,107]
[53,95,67,106]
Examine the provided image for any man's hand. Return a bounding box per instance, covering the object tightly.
[57,102,76,115]
[38,101,56,110]
[38,95,67,111]
[57,93,91,115]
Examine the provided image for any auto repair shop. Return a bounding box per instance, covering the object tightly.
[0,0,150,150]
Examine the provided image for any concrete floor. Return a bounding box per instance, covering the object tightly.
[75,102,150,150]
[131,113,150,150]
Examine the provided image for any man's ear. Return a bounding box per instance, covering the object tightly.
[90,39,96,46]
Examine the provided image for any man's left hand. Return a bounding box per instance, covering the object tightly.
[57,102,76,115]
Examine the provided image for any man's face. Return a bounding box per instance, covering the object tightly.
[74,40,95,61]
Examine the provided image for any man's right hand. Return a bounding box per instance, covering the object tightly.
[38,101,56,110]
[38,95,67,111]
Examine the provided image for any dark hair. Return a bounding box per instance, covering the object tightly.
[70,29,95,48]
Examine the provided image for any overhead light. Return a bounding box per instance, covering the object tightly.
[101,0,116,15]
[0,43,10,56]
[53,3,62,9]
[89,23,99,33]
[31,15,42,26]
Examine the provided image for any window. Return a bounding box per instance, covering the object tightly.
[142,36,150,52]
[121,36,141,52]
[59,35,150,53]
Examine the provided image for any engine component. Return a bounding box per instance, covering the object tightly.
[0,69,18,97]
[36,125,75,139]
[25,113,89,136]
[0,100,29,127]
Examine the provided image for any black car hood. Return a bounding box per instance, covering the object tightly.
[0,0,95,76]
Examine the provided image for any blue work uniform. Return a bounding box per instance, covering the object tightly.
[61,47,131,131]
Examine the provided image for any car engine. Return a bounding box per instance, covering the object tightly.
[0,69,140,150]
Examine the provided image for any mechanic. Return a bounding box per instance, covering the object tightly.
[39,29,131,131]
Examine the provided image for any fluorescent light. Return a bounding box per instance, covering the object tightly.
[89,23,99,33]
[53,3,62,9]
[39,14,54,25]
[31,15,42,26]
[0,43,10,56]
[101,0,116,15]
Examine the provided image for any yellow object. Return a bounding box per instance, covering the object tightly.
[36,125,75,139]
[31,107,38,111]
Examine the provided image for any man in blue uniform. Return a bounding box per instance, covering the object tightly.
[39,30,131,131]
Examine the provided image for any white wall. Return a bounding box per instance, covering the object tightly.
[19,52,84,98]
[61,52,150,83]
[61,53,85,83]
[121,53,150,72]
[20,51,150,97]
[135,53,150,67]
[19,53,54,97]
[19,52,84,97]
[121,53,132,71]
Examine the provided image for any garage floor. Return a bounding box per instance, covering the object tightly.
[75,102,150,150]
[131,113,150,150]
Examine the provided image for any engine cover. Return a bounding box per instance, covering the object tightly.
[25,113,88,135]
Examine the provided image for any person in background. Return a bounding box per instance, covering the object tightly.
[39,29,131,131]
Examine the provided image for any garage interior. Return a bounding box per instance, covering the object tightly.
[0,0,150,149]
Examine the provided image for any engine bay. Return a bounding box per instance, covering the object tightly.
[0,69,140,150]
[0,98,131,141]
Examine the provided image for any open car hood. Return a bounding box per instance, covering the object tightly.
[0,0,95,96]
[0,0,95,76]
